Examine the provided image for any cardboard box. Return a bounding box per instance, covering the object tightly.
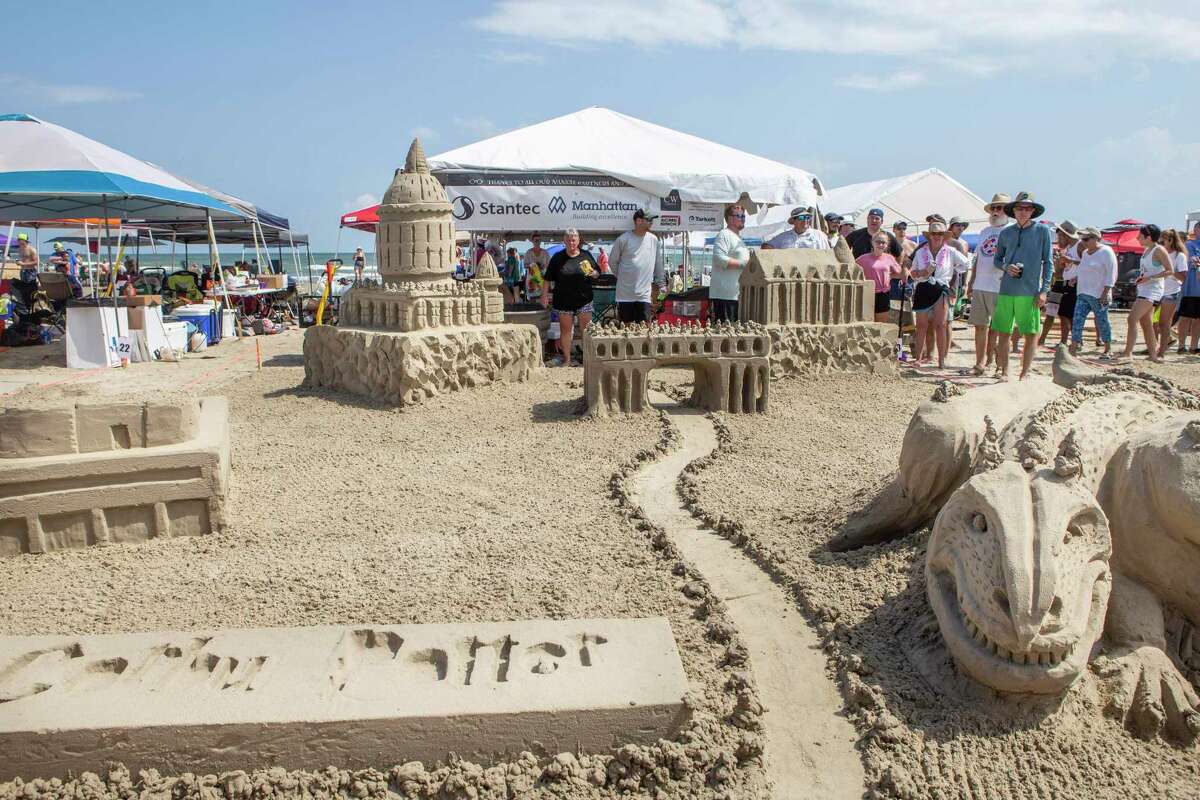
[126,295,162,306]
[259,274,286,290]
[127,305,164,331]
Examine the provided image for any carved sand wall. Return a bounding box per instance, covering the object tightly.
[0,398,229,556]
[303,325,540,407]
[767,323,895,378]
[0,618,689,780]
[583,321,769,416]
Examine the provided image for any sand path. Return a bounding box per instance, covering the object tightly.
[631,393,865,800]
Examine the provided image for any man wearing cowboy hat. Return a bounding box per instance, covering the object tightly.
[762,206,830,250]
[991,191,1054,381]
[1039,219,1083,346]
[966,193,1011,375]
[1070,226,1117,357]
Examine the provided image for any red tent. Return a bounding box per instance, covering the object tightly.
[1102,218,1145,255]
[340,204,379,232]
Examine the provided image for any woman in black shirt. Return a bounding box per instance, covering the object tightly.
[543,228,599,367]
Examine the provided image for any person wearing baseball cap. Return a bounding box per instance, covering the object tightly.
[762,206,830,250]
[15,232,39,282]
[991,191,1054,381]
[846,207,900,260]
[1039,220,1083,348]
[1069,226,1117,358]
[609,208,666,323]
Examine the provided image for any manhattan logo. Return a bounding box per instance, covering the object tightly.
[547,196,567,214]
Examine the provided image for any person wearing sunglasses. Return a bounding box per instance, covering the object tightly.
[711,204,749,322]
[762,206,830,250]
[991,191,1054,381]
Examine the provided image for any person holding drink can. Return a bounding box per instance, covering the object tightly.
[990,192,1054,381]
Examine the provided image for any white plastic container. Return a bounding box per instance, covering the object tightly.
[222,308,236,338]
[161,321,188,357]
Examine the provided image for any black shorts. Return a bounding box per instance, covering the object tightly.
[711,298,738,322]
[912,281,948,313]
[617,301,653,323]
[1180,296,1200,319]
[874,291,891,314]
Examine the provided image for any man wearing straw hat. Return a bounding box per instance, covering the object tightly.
[990,191,1054,381]
[966,193,1011,375]
[1069,226,1117,358]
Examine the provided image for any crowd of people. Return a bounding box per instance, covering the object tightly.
[456,198,1200,376]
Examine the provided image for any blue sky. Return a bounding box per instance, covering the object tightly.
[6,0,1198,249]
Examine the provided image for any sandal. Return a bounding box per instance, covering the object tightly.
[971,365,986,376]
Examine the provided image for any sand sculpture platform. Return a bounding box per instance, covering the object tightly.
[740,249,894,376]
[303,323,541,406]
[0,398,229,557]
[303,138,540,406]
[0,617,689,780]
[583,321,770,416]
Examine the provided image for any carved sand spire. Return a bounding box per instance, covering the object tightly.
[404,137,429,174]
[1053,429,1084,479]
[972,416,1003,474]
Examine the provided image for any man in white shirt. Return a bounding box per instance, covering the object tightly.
[966,194,1011,375]
[710,204,750,322]
[1069,227,1117,357]
[762,206,830,250]
[609,209,666,323]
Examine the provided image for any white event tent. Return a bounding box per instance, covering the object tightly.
[425,106,823,236]
[742,167,988,242]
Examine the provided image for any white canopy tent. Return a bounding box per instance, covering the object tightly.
[426,107,823,236]
[1187,209,1199,227]
[742,167,988,242]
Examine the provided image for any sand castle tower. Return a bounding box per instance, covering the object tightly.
[377,139,456,283]
[337,138,504,330]
[304,137,539,406]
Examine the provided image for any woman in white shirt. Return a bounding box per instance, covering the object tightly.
[1158,228,1188,357]
[1120,224,1171,363]
[909,220,969,369]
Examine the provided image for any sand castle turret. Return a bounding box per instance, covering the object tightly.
[377,139,457,284]
[304,136,540,407]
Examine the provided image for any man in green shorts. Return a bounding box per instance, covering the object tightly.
[989,191,1053,381]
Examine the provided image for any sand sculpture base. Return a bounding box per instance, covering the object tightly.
[303,324,541,406]
[583,321,770,416]
[0,618,689,780]
[767,322,895,378]
[0,398,229,557]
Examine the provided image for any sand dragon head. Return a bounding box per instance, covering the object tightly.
[926,460,1112,694]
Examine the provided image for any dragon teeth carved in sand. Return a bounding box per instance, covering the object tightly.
[835,347,1200,745]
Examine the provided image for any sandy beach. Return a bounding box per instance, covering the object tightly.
[1,321,1198,798]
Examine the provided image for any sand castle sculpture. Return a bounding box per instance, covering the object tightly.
[836,349,1200,744]
[583,320,770,416]
[0,398,229,556]
[303,139,539,406]
[739,248,893,377]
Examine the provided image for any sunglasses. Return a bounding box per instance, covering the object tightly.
[731,213,746,220]
[1014,204,1035,211]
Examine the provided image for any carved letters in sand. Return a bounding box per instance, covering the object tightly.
[0,618,689,780]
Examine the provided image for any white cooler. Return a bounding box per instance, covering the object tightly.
[162,321,188,355]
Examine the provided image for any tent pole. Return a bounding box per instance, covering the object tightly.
[171,232,176,270]
[102,195,123,343]
[82,221,94,298]
[334,226,342,267]
[2,222,13,271]
[207,209,237,337]
[306,243,314,295]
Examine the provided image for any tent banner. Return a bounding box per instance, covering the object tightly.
[438,172,721,232]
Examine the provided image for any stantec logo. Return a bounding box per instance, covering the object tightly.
[547,195,567,214]
[452,196,474,221]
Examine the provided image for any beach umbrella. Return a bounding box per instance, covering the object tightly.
[0,114,245,223]
[1102,219,1145,255]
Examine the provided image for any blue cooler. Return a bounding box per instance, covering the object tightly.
[172,305,220,345]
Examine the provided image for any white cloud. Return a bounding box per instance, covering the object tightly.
[471,1,1200,77]
[836,70,924,92]
[410,126,437,141]
[453,115,502,139]
[349,193,376,210]
[0,74,140,104]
